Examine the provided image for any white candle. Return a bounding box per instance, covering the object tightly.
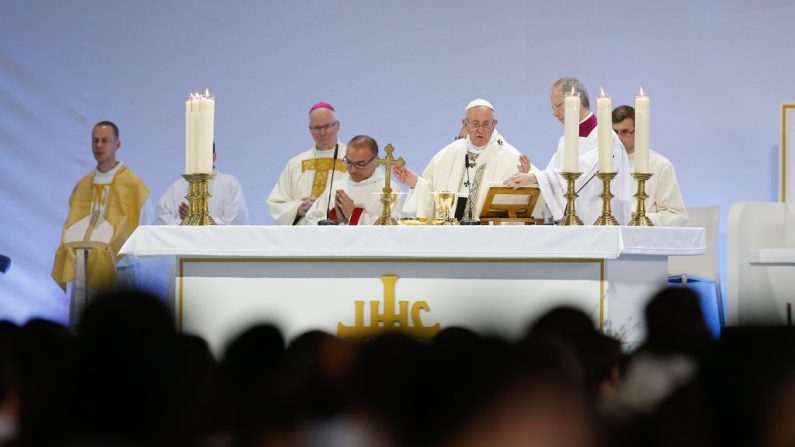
[634,89,650,173]
[563,89,580,173]
[185,90,215,175]
[596,89,613,173]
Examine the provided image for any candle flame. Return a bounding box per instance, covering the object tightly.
[570,86,576,95]
[639,87,646,96]
[205,88,210,97]
[599,86,606,97]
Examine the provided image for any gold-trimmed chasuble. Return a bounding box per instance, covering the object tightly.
[302,158,347,198]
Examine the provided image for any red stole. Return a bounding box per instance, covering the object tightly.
[579,113,597,137]
[329,207,364,225]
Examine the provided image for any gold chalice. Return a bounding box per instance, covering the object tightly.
[432,191,459,225]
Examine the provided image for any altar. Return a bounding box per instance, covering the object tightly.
[120,225,704,353]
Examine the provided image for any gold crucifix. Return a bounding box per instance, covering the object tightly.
[374,144,405,225]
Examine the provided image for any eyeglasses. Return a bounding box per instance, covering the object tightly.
[309,121,338,133]
[343,155,376,168]
[551,101,564,112]
[614,129,635,136]
[466,120,493,130]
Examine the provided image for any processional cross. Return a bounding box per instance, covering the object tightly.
[374,144,405,225]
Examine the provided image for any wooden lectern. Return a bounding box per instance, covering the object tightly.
[479,186,544,225]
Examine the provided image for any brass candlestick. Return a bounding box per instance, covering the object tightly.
[629,172,653,227]
[182,173,216,226]
[594,172,619,226]
[560,171,582,226]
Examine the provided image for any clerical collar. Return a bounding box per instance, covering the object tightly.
[94,162,123,185]
[314,143,339,157]
[579,113,597,137]
[467,131,498,153]
[349,168,384,186]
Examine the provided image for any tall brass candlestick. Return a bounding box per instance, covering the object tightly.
[560,172,583,226]
[182,173,216,226]
[629,172,653,227]
[594,172,619,225]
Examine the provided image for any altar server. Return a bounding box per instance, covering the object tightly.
[155,143,248,225]
[268,102,348,225]
[51,121,152,294]
[505,78,633,224]
[304,135,402,225]
[394,99,525,220]
[612,105,687,226]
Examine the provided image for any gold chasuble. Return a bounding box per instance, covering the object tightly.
[51,166,149,292]
[302,158,347,198]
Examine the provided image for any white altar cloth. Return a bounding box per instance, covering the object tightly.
[120,226,704,354]
[121,225,704,259]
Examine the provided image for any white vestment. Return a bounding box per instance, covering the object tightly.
[154,170,248,225]
[628,150,688,227]
[304,169,402,225]
[402,131,522,219]
[268,143,348,225]
[536,116,632,224]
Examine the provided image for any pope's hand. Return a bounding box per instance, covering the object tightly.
[393,166,418,189]
[517,154,531,174]
[503,173,537,189]
[335,190,355,222]
[297,196,316,217]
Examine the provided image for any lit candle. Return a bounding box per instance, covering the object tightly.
[563,88,580,173]
[596,88,613,173]
[185,90,215,174]
[634,88,650,173]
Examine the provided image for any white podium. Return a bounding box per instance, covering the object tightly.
[120,225,703,354]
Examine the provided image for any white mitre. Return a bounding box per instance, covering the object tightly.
[465,98,494,111]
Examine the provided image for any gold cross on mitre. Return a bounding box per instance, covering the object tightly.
[374,144,405,225]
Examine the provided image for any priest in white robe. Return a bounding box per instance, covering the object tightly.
[268,102,348,225]
[505,78,633,225]
[304,135,402,225]
[394,99,524,220]
[613,105,687,226]
[155,144,248,225]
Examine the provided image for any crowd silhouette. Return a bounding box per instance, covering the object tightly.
[1,287,794,447]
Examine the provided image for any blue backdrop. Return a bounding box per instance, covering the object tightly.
[1,0,792,323]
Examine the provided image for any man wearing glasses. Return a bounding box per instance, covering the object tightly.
[505,78,633,225]
[304,135,402,225]
[268,102,348,225]
[612,105,687,226]
[394,99,523,220]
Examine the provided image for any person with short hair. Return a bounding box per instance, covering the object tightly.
[612,105,687,226]
[52,121,152,294]
[394,99,524,221]
[267,102,348,225]
[504,77,633,224]
[304,135,402,225]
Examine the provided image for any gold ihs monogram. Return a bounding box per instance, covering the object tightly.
[337,275,440,338]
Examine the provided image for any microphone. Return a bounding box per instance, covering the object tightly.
[318,143,340,226]
[459,151,481,225]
